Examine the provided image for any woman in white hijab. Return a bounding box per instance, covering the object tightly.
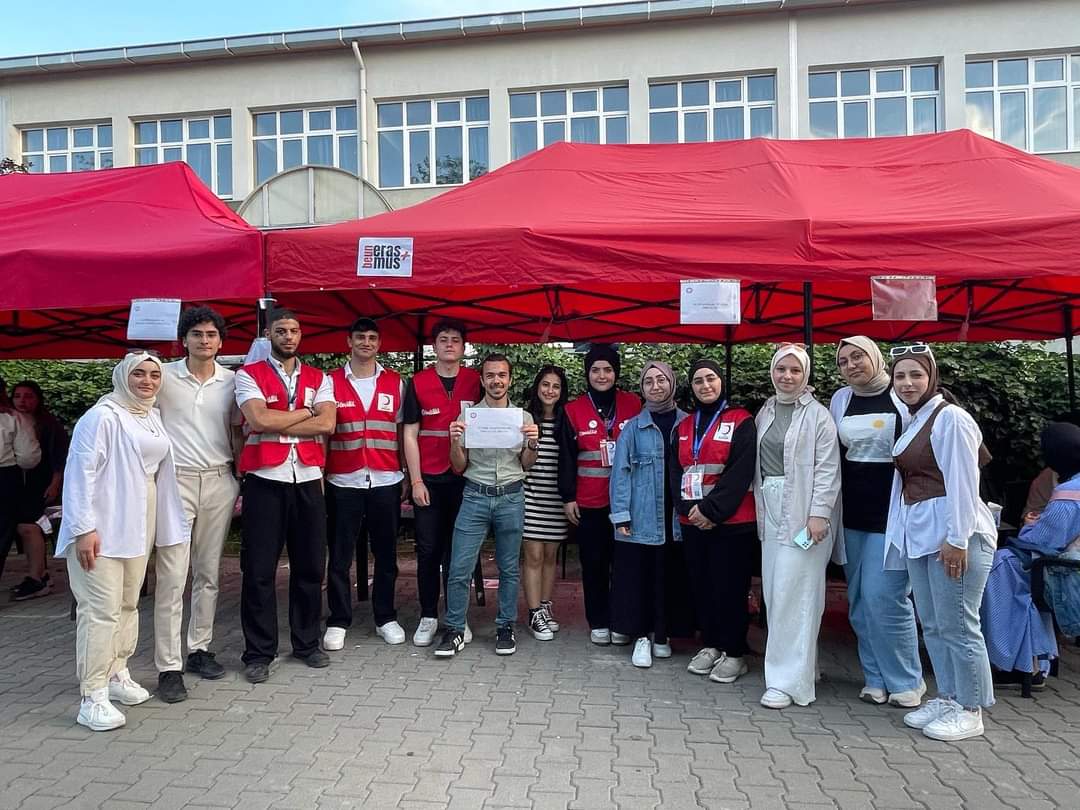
[753,343,841,709]
[58,352,189,731]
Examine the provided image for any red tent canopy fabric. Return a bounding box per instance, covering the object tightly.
[267,131,1080,352]
[0,164,264,358]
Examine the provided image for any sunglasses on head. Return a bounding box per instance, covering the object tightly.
[778,342,807,351]
[889,344,931,358]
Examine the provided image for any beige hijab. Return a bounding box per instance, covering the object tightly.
[98,352,164,416]
[770,343,811,405]
[836,336,890,396]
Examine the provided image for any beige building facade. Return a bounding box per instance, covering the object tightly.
[2,0,1079,227]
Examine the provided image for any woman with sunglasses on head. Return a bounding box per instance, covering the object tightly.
[754,343,841,709]
[829,339,924,708]
[59,352,190,731]
[886,344,996,741]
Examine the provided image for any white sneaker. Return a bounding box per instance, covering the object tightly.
[760,688,792,709]
[413,617,439,647]
[376,621,406,645]
[464,623,473,644]
[708,654,748,683]
[77,688,126,731]
[923,707,984,742]
[611,632,631,645]
[632,637,653,668]
[687,647,719,675]
[903,697,957,730]
[108,669,150,706]
[888,679,927,708]
[590,628,611,645]
[652,642,672,659]
[859,686,888,705]
[323,626,346,651]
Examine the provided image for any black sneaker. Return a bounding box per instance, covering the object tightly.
[294,649,330,668]
[12,576,52,601]
[157,671,188,703]
[434,628,465,658]
[495,625,517,656]
[244,658,278,684]
[186,650,226,680]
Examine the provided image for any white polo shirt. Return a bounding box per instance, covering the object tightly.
[158,359,239,469]
[326,362,405,490]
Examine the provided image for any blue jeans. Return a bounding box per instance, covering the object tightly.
[844,529,923,692]
[907,535,995,710]
[445,486,525,632]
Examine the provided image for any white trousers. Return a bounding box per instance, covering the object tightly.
[67,478,156,696]
[760,475,830,706]
[153,466,239,672]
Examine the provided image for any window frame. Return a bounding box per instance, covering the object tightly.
[20,121,113,174]
[132,113,234,198]
[807,63,942,140]
[508,84,630,160]
[647,73,777,144]
[250,104,360,187]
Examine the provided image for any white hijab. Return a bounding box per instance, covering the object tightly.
[770,344,811,405]
[97,352,164,416]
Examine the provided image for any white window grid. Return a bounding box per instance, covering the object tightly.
[251,105,359,187]
[508,85,629,160]
[964,54,1080,154]
[648,74,777,143]
[808,64,941,139]
[133,114,233,197]
[20,122,113,173]
[375,95,489,189]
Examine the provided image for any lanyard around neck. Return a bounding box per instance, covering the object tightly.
[267,359,298,408]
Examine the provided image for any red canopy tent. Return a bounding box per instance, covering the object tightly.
[265,130,1080,356]
[0,163,264,358]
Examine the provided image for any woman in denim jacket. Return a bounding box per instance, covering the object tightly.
[608,362,688,669]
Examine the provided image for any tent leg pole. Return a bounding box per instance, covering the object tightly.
[724,336,733,396]
[414,317,426,373]
[803,282,814,381]
[257,297,276,335]
[1066,306,1076,412]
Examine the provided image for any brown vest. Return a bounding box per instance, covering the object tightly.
[894,402,948,505]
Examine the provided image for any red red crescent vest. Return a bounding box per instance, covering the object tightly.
[675,406,756,525]
[564,391,641,509]
[238,360,326,474]
[414,366,481,476]
[325,366,402,475]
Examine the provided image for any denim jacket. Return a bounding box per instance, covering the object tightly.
[608,408,687,545]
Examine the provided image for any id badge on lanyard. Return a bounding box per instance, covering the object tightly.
[681,468,704,500]
[599,440,616,467]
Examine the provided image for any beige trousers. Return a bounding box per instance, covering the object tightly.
[154,466,239,671]
[67,478,156,696]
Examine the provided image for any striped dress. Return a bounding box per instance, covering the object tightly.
[523,418,569,543]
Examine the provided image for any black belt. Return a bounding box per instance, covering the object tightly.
[466,480,523,497]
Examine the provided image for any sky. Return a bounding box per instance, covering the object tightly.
[0,0,613,59]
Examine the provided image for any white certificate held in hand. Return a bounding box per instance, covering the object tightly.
[463,407,524,449]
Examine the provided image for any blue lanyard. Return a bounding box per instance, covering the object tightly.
[587,392,617,437]
[691,406,724,463]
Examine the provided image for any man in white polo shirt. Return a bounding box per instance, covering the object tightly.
[154,306,242,703]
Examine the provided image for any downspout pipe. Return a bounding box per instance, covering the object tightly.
[351,41,368,218]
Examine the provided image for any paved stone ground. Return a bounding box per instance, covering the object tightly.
[2,549,1080,810]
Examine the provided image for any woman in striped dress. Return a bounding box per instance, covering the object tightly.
[523,365,570,641]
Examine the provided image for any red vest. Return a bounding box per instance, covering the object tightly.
[675,406,755,525]
[564,391,642,509]
[414,366,481,476]
[325,366,402,475]
[238,360,327,474]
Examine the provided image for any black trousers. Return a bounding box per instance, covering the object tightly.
[0,466,20,582]
[577,506,614,630]
[413,476,466,619]
[240,475,326,664]
[611,541,667,640]
[326,481,401,628]
[682,522,756,656]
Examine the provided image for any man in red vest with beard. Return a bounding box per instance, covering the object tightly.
[323,317,407,651]
[402,319,481,647]
[234,308,336,683]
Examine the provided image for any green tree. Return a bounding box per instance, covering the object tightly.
[1,157,30,174]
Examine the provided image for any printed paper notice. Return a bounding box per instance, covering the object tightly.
[871,276,938,321]
[127,298,181,341]
[357,237,414,278]
[680,279,741,325]
[463,407,524,450]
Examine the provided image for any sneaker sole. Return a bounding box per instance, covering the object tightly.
[189,667,226,681]
[434,645,462,658]
[77,713,126,732]
[109,691,151,707]
[376,633,406,645]
[591,637,611,646]
[530,630,554,641]
[323,637,346,651]
[922,724,984,742]
[413,636,437,647]
[709,667,748,684]
[653,650,672,659]
[245,660,279,684]
[760,699,791,709]
[495,646,517,655]
[860,693,888,705]
[687,665,714,675]
[902,715,936,730]
[13,588,52,601]
[633,659,652,668]
[158,690,188,704]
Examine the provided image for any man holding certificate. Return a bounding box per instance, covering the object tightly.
[434,354,540,657]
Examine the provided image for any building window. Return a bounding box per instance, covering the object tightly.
[252,105,358,187]
[509,85,629,160]
[965,54,1080,153]
[376,96,489,189]
[808,64,940,139]
[21,123,113,173]
[648,74,776,143]
[134,115,233,197]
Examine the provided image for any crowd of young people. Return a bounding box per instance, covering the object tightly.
[14,306,1018,743]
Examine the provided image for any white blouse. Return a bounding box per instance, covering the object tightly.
[884,394,997,565]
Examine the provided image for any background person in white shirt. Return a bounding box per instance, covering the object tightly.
[234,308,336,684]
[323,317,408,650]
[153,307,242,703]
[0,375,42,585]
[58,353,189,731]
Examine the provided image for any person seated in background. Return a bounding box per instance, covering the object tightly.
[1021,412,1080,525]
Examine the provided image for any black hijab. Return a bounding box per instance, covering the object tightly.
[689,359,725,439]
[585,343,620,412]
[1042,422,1080,481]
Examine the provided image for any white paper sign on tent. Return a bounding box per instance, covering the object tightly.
[127,298,182,341]
[871,276,938,321]
[680,279,742,325]
[357,237,414,278]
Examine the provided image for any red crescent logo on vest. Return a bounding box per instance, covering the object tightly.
[588,419,597,429]
[619,420,628,430]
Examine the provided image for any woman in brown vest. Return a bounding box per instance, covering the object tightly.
[885,344,997,742]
